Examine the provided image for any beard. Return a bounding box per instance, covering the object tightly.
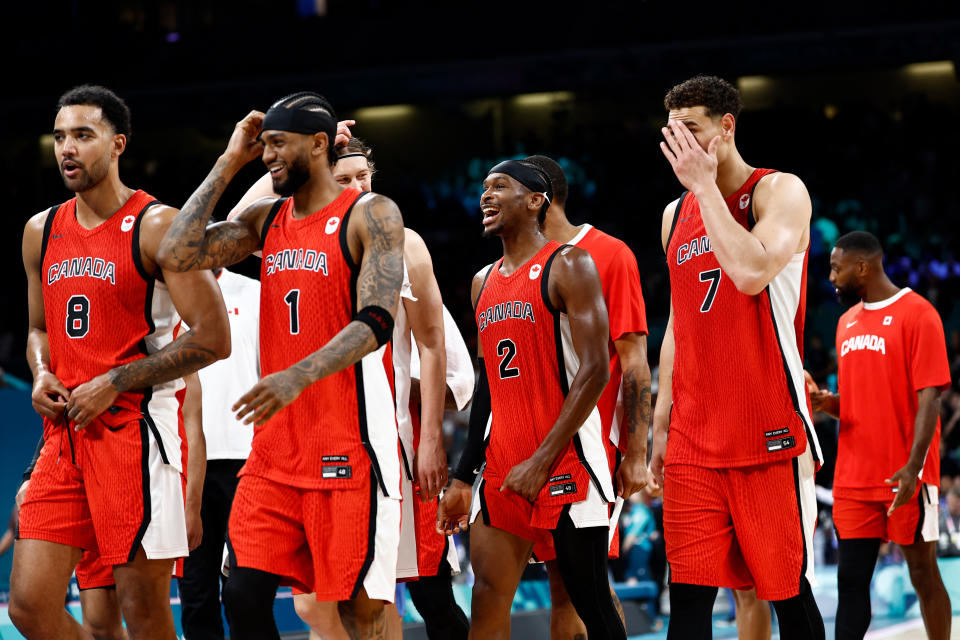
[835,283,862,306]
[60,153,110,193]
[272,154,311,197]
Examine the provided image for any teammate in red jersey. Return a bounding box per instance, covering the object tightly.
[12,85,230,640]
[226,136,467,639]
[443,154,651,637]
[650,75,824,639]
[439,159,625,639]
[810,231,952,640]
[156,92,405,640]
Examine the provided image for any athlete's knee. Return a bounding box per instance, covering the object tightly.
[8,590,48,635]
[341,594,384,626]
[84,618,129,640]
[222,569,277,618]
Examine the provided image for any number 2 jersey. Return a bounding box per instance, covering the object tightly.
[40,190,184,470]
[665,169,821,469]
[475,241,613,508]
[245,188,400,496]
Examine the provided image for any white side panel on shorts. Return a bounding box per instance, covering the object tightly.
[921,484,940,543]
[797,446,818,587]
[141,428,188,559]
[364,490,401,602]
[145,281,184,472]
[768,253,823,464]
[396,473,420,579]
[362,345,402,498]
[559,314,614,501]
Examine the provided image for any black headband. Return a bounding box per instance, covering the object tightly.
[261,107,337,139]
[487,160,552,202]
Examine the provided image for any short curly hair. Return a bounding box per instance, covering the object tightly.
[664,75,743,121]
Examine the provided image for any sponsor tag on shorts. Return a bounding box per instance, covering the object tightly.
[322,465,352,479]
[549,481,577,496]
[766,436,795,452]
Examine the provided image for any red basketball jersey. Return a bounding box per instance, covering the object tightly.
[40,189,185,469]
[568,225,648,455]
[833,289,950,500]
[476,241,610,507]
[246,189,400,496]
[665,169,821,468]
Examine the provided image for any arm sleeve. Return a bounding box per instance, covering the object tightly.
[452,358,490,484]
[23,435,44,480]
[605,245,648,341]
[910,304,951,392]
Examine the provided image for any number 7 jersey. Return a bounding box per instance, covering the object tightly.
[665,169,821,469]
[249,188,400,496]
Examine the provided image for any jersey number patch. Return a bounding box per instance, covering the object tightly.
[497,339,520,379]
[284,289,300,335]
[66,295,90,339]
[699,269,721,313]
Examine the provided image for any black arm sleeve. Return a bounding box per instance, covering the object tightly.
[23,436,44,481]
[453,358,490,485]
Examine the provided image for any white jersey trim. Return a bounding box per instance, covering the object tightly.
[862,287,911,310]
[767,252,823,465]
[559,314,614,502]
[144,281,184,472]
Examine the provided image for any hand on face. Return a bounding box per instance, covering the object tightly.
[660,120,720,194]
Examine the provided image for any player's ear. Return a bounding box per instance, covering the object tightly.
[112,134,127,159]
[312,131,329,159]
[721,113,736,139]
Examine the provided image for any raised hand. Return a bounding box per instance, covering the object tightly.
[224,111,266,169]
[660,120,720,194]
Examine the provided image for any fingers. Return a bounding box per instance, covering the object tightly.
[888,491,909,516]
[707,135,721,157]
[661,126,682,158]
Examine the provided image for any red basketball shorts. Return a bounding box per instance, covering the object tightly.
[833,484,939,546]
[18,412,187,567]
[470,474,611,559]
[397,473,459,580]
[229,472,400,602]
[663,449,817,601]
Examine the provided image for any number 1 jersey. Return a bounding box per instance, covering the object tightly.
[248,189,400,496]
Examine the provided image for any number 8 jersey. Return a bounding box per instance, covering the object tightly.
[40,190,185,468]
[476,241,613,508]
[250,188,400,497]
[665,168,821,469]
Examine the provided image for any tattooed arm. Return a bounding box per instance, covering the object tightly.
[156,111,272,272]
[67,206,232,429]
[234,194,405,425]
[614,333,652,499]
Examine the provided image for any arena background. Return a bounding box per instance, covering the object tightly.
[0,1,959,638]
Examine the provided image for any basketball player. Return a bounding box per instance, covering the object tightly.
[156,92,405,640]
[12,85,230,640]
[443,159,624,639]
[809,231,951,640]
[442,154,650,637]
[649,75,824,639]
[229,136,467,639]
